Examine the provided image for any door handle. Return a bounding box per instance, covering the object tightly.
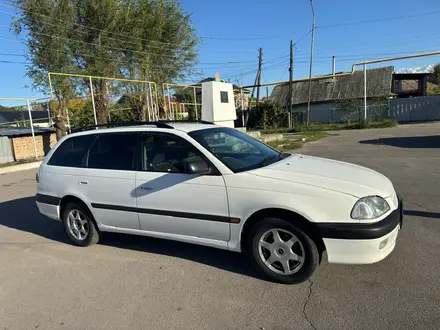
[140,185,152,190]
[78,181,88,185]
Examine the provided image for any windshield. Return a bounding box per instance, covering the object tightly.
[189,127,288,173]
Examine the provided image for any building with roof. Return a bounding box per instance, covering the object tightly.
[0,127,56,164]
[271,66,394,123]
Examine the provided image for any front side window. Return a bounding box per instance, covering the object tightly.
[142,134,206,173]
[189,127,285,173]
[87,133,138,171]
[48,135,95,168]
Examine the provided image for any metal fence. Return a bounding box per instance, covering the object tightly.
[48,73,161,126]
[0,136,14,164]
[389,95,440,122]
[162,83,202,120]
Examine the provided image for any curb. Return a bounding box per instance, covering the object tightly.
[0,161,42,175]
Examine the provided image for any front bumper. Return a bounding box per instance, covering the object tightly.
[318,198,403,264]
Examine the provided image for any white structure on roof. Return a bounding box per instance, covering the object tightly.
[201,81,237,127]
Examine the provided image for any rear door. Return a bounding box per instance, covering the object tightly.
[75,132,140,230]
[135,132,230,241]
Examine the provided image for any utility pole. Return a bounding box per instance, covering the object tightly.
[266,86,269,99]
[364,64,367,121]
[249,71,259,109]
[332,56,336,75]
[240,62,244,126]
[306,0,315,125]
[256,48,263,110]
[288,40,294,128]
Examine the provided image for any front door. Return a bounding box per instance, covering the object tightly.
[75,132,140,230]
[135,133,230,241]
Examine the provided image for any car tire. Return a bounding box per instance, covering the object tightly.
[248,217,319,284]
[62,202,100,247]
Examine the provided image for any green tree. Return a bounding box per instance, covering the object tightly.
[13,0,199,125]
[13,0,76,135]
[427,64,440,95]
[117,0,199,120]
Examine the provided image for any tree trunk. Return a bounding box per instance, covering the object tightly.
[53,116,67,141]
[53,97,68,141]
[91,80,109,125]
[128,95,147,121]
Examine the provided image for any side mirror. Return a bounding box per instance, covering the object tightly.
[184,158,210,175]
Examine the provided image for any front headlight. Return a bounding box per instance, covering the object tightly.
[351,196,390,219]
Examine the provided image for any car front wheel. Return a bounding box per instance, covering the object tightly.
[248,218,319,284]
[62,202,100,247]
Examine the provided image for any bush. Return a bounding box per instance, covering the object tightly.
[247,102,288,129]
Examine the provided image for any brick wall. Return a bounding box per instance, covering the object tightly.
[10,133,57,161]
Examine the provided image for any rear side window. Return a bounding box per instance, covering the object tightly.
[87,133,138,171]
[48,135,95,168]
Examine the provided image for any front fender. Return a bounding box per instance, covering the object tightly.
[223,173,358,252]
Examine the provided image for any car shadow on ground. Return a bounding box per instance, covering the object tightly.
[403,210,440,219]
[0,196,68,243]
[0,196,262,280]
[359,135,440,148]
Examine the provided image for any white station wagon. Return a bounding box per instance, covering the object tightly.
[36,121,403,284]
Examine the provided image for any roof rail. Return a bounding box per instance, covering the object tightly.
[71,121,173,133]
[159,120,215,125]
[70,120,215,133]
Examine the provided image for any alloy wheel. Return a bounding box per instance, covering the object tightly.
[257,228,305,275]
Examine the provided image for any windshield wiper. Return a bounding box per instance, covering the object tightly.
[258,154,280,167]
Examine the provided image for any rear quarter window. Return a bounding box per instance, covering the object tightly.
[48,135,96,168]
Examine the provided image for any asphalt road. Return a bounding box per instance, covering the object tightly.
[1,122,440,330]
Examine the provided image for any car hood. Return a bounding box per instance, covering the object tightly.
[248,154,394,198]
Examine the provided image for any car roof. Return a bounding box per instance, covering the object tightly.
[166,123,216,132]
[67,122,217,138]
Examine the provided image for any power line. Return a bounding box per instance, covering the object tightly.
[293,30,312,48]
[0,2,281,49]
[312,33,440,56]
[319,10,440,29]
[293,50,439,61]
[0,25,278,66]
[0,59,28,64]
[0,52,24,57]
[0,36,264,69]
[199,35,280,40]
[0,5,185,50]
[279,63,289,81]
[0,41,266,73]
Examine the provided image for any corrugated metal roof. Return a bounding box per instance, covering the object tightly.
[0,127,55,137]
[271,66,394,106]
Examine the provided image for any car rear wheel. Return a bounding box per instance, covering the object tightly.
[62,202,100,247]
[248,218,319,284]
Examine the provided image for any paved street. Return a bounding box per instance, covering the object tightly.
[1,122,440,330]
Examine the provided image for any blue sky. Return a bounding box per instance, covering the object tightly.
[1,0,440,104]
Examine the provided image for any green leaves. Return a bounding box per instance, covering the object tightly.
[13,0,199,123]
